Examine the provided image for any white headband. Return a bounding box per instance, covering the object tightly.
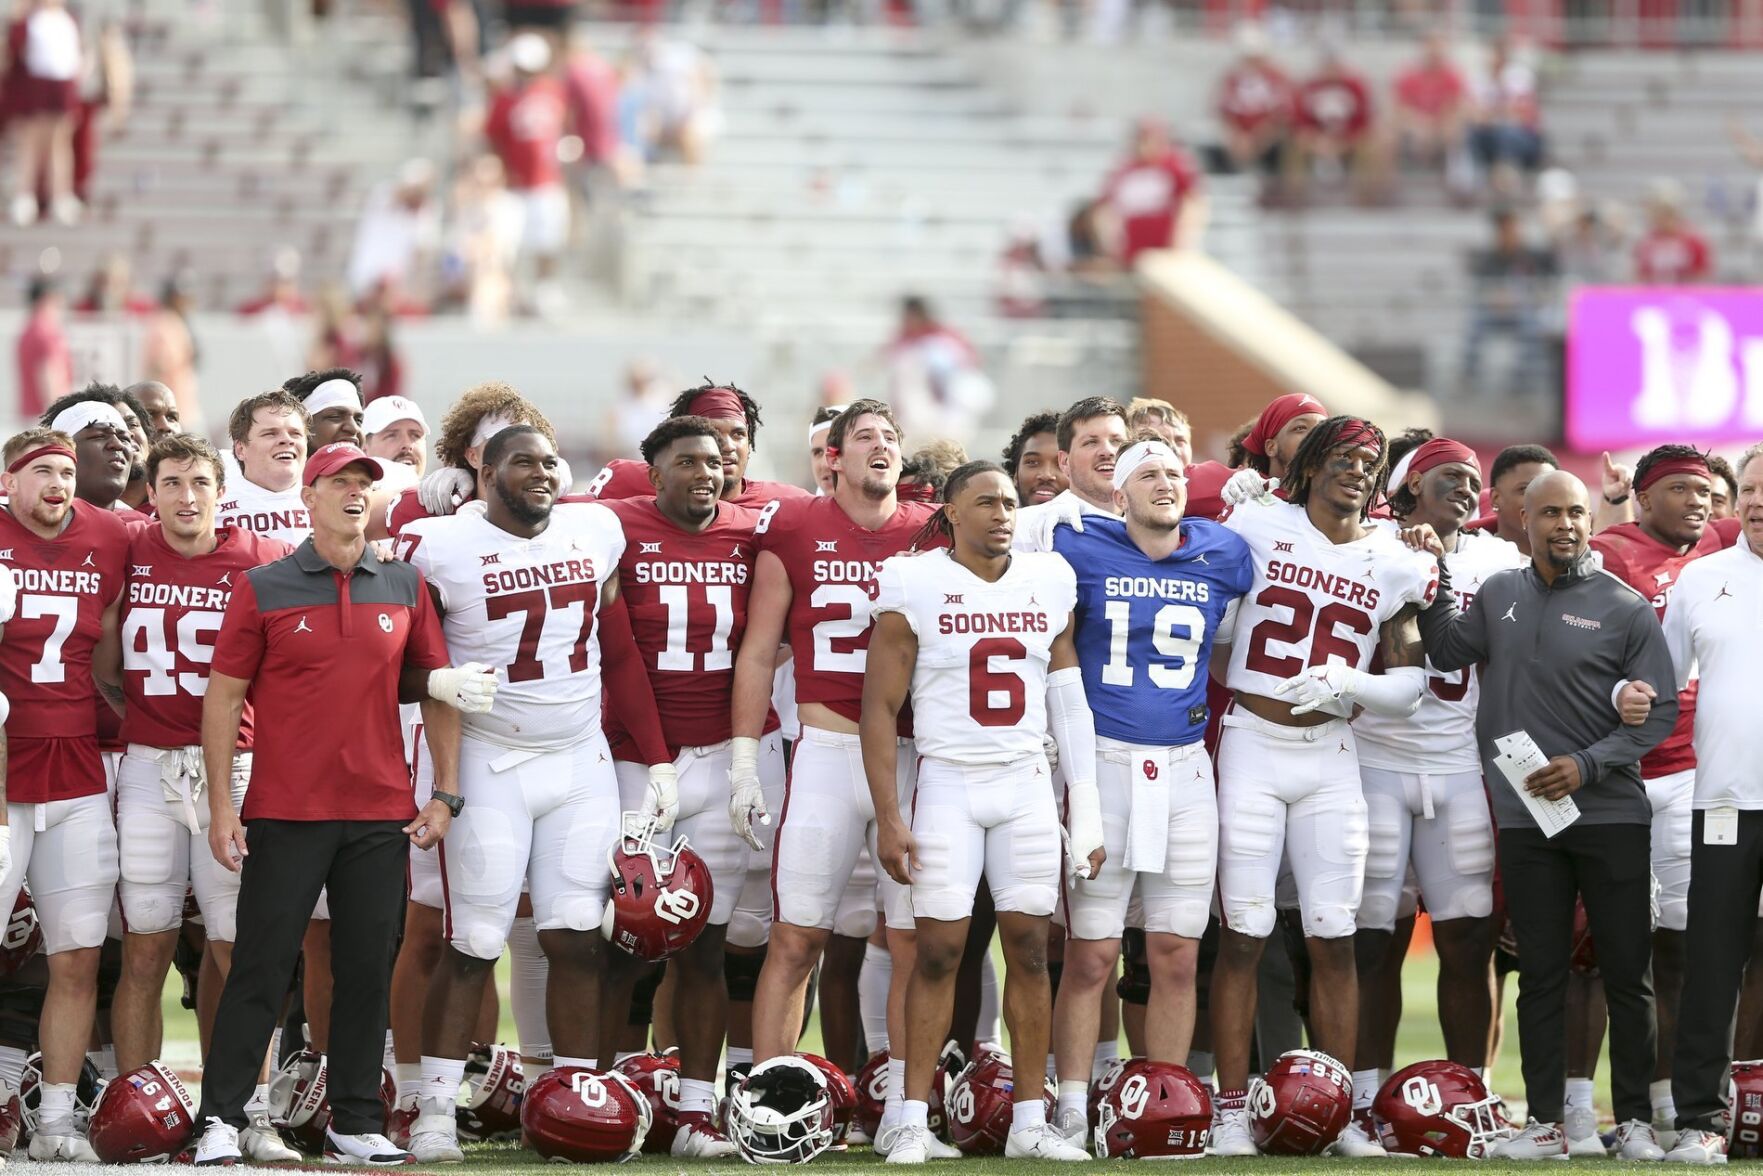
[303,378,363,418]
[472,413,517,449]
[50,401,129,437]
[1112,439,1182,491]
[1387,449,1418,495]
[809,405,850,444]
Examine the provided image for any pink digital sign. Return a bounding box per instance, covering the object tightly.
[1566,287,1763,450]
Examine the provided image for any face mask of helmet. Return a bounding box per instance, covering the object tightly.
[727,1057,837,1165]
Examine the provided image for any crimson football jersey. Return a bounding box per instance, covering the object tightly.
[0,500,130,801]
[754,495,937,724]
[1591,521,1722,776]
[585,458,812,511]
[602,496,778,756]
[120,525,294,749]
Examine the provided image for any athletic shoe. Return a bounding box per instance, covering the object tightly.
[1493,1119,1569,1160]
[194,1117,241,1167]
[884,1124,931,1164]
[1052,1106,1087,1143]
[30,1128,99,1162]
[846,1122,874,1146]
[671,1111,736,1158]
[1328,1115,1387,1157]
[385,1097,418,1150]
[323,1129,416,1165]
[1663,1129,1729,1165]
[1566,1102,1604,1155]
[1615,1119,1667,1161]
[0,1082,22,1156]
[406,1097,464,1164]
[242,1110,302,1163]
[1208,1107,1258,1157]
[1004,1122,1090,1160]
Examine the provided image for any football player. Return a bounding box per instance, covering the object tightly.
[0,427,130,1161]
[862,460,1100,1163]
[107,434,300,1162]
[285,369,365,450]
[124,380,182,443]
[1047,437,1252,1142]
[1002,412,1065,509]
[1183,393,1326,520]
[808,404,844,496]
[1013,397,1128,548]
[40,388,146,519]
[398,426,674,1164]
[216,391,313,547]
[1206,416,1438,1158]
[1472,444,1559,554]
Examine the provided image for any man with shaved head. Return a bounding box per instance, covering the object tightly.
[1414,469,1680,1161]
[124,381,181,441]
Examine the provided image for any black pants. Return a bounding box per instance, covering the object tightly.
[1673,809,1763,1131]
[198,819,407,1134]
[1498,822,1656,1126]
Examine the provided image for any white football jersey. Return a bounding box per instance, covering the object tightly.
[872,549,1077,765]
[1354,525,1525,772]
[1222,500,1439,700]
[402,502,625,751]
[215,476,311,547]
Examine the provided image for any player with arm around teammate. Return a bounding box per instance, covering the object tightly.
[863,461,1105,1165]
[1046,437,1253,1143]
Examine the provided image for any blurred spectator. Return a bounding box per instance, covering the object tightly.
[355,293,406,403]
[1554,203,1625,287]
[885,295,991,443]
[1064,199,1119,278]
[235,247,311,317]
[15,275,69,421]
[1467,36,1544,195]
[1126,397,1192,465]
[506,0,574,33]
[7,0,83,225]
[1100,118,1206,264]
[623,31,720,166]
[74,252,152,316]
[996,216,1049,318]
[1461,207,1558,394]
[562,34,629,184]
[817,370,857,411]
[485,33,570,312]
[439,153,522,323]
[1393,33,1466,173]
[1289,46,1384,203]
[1214,24,1292,180]
[1634,179,1712,284]
[69,17,128,206]
[347,159,441,306]
[308,283,365,373]
[606,359,668,460]
[408,0,481,87]
[142,272,200,429]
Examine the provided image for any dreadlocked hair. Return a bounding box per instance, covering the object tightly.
[1282,415,1389,519]
[668,380,763,448]
[1383,428,1436,520]
[1633,443,1712,493]
[1224,416,1266,475]
[910,460,1010,552]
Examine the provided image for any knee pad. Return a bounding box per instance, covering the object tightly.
[1302,904,1358,942]
[627,964,663,1028]
[724,947,765,1003]
[1362,794,1406,884]
[120,891,183,937]
[1355,888,1400,935]
[548,895,606,937]
[456,923,507,963]
[1115,928,1150,1007]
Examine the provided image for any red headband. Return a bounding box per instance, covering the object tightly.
[6,444,75,474]
[1636,455,1711,495]
[896,480,937,503]
[1407,438,1479,482]
[1243,393,1326,457]
[1331,418,1383,460]
[686,387,746,422]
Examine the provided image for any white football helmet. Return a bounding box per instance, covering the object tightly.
[726,1056,837,1165]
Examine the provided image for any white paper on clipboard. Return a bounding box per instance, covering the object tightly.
[1494,731,1581,839]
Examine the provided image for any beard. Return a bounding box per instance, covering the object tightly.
[495,478,553,527]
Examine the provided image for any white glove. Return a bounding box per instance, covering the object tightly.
[728,736,768,852]
[1064,780,1104,881]
[0,825,11,884]
[428,662,499,714]
[418,467,475,515]
[1222,468,1280,508]
[1273,665,1359,718]
[645,762,679,831]
[1022,493,1089,552]
[1041,733,1059,775]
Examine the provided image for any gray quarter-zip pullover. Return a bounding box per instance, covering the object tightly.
[1417,551,1678,829]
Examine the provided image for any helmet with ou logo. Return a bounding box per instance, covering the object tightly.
[265,1049,331,1155]
[611,1052,683,1154]
[946,1050,1052,1156]
[602,812,714,962]
[1094,1060,1212,1159]
[1730,1060,1763,1158]
[87,1062,197,1164]
[794,1053,857,1144]
[853,1052,888,1141]
[1372,1060,1515,1158]
[456,1043,525,1142]
[1087,1054,1132,1134]
[1247,1049,1352,1156]
[520,1067,651,1162]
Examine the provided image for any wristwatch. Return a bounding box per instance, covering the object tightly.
[431,791,465,817]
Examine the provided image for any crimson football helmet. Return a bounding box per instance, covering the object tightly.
[854,1052,888,1140]
[727,1056,837,1164]
[1088,1054,1131,1133]
[1730,1060,1763,1158]
[602,813,714,962]
[1248,1049,1352,1155]
[521,1067,651,1162]
[0,889,41,977]
[1373,1060,1514,1158]
[612,1051,683,1154]
[267,1049,331,1155]
[946,1050,1053,1156]
[19,1052,103,1144]
[457,1044,524,1142]
[88,1062,196,1164]
[1094,1059,1212,1159]
[794,1053,856,1144]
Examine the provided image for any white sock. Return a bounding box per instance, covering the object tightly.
[1470,1066,1485,1080]
[900,1099,929,1131]
[1056,1081,1087,1120]
[0,1046,26,1091]
[39,1082,75,1131]
[859,942,893,1056]
[1565,1077,1595,1111]
[508,916,552,1063]
[976,952,1001,1045]
[1186,1050,1215,1086]
[268,1027,283,1070]
[727,1047,753,1070]
[420,1055,467,1106]
[1092,1039,1120,1083]
[1011,1098,1046,1131]
[245,1083,270,1114]
[679,1077,716,1115]
[1352,1068,1379,1111]
[524,1057,552,1083]
[384,1030,397,1070]
[1045,1053,1058,1084]
[1651,1078,1676,1123]
[884,1058,906,1113]
[395,1062,422,1102]
[554,1055,597,1071]
[87,1045,117,1081]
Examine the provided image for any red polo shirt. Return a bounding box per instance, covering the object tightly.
[212,539,448,822]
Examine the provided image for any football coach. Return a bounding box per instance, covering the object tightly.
[193,442,498,1166]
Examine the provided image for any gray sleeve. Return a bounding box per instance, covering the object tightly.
[1569,602,1680,787]
[1416,563,1490,673]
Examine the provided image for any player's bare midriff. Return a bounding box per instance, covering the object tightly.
[798,702,860,735]
[1234,689,1338,729]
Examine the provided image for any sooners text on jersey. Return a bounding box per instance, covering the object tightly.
[215,477,310,547]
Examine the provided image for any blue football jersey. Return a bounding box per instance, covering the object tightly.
[1052,516,1253,747]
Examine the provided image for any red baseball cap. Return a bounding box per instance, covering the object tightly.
[304,442,385,486]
